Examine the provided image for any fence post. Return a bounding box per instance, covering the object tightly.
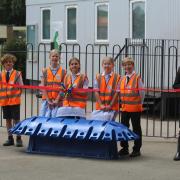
[174,131,180,160]
[125,38,128,57]
[141,39,145,82]
[173,58,180,160]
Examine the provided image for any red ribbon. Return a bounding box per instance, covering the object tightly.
[0,81,179,93]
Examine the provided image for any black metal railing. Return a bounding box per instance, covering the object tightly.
[0,38,180,138]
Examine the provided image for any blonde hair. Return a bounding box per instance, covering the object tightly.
[0,54,17,65]
[102,56,115,65]
[49,49,60,58]
[122,57,134,66]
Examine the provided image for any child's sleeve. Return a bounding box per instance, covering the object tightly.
[94,74,100,89]
[16,72,24,85]
[41,68,47,86]
[62,69,67,81]
[83,75,89,89]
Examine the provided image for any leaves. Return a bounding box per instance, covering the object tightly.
[0,0,25,25]
[3,38,27,83]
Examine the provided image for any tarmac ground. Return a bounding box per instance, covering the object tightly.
[0,127,180,180]
[0,92,180,180]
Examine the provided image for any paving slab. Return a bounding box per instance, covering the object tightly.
[0,127,180,180]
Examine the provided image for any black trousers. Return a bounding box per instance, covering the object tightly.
[120,111,142,152]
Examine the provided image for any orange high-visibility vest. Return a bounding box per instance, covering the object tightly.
[42,67,66,100]
[0,70,22,106]
[120,73,143,112]
[95,73,120,111]
[63,74,88,109]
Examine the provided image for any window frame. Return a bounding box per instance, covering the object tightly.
[41,7,51,42]
[130,0,146,39]
[66,5,78,43]
[95,2,109,44]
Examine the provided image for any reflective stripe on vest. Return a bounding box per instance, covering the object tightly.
[120,73,143,112]
[0,70,21,106]
[42,67,65,100]
[96,73,120,111]
[63,74,88,108]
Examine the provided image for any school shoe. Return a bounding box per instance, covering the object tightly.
[129,150,141,157]
[118,148,129,156]
[16,138,23,147]
[3,137,14,146]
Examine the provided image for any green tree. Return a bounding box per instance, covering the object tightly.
[0,0,13,24]
[3,38,27,83]
[11,0,26,26]
[0,0,25,25]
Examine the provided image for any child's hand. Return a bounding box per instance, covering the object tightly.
[53,99,59,106]
[47,99,53,104]
[47,99,54,109]
[105,105,111,111]
[84,74,88,81]
[100,104,106,110]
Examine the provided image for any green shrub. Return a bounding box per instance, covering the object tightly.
[2,38,27,83]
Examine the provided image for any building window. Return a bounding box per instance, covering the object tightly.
[27,25,36,47]
[95,3,109,42]
[130,0,145,39]
[66,6,77,41]
[27,25,38,62]
[41,8,51,41]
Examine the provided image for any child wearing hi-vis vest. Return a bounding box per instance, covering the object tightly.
[119,57,145,157]
[91,56,120,121]
[56,57,89,118]
[40,49,66,117]
[0,54,23,147]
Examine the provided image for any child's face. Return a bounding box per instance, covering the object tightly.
[102,60,114,74]
[69,60,80,74]
[3,60,14,71]
[123,62,134,74]
[50,52,60,68]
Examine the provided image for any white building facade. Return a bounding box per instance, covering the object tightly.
[26,0,180,88]
[26,0,180,46]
